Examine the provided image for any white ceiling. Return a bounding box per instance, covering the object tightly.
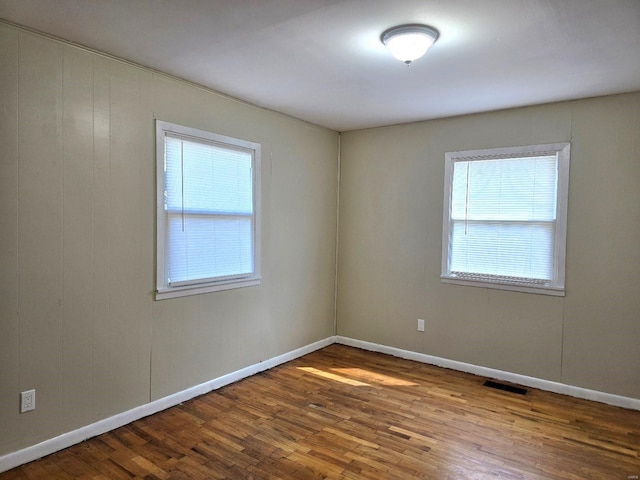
[1,0,639,131]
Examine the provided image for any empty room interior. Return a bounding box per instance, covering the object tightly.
[1,1,639,478]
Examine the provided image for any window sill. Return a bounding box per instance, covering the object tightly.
[440,276,565,297]
[155,277,261,300]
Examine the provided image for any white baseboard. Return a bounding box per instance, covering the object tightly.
[336,336,640,412]
[0,336,336,474]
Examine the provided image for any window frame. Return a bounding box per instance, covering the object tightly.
[155,120,261,300]
[441,142,570,296]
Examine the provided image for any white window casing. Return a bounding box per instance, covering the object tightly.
[156,120,261,300]
[441,143,570,296]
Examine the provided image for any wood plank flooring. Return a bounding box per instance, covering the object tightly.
[2,344,640,479]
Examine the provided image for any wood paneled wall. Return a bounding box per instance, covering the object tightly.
[338,92,640,400]
[0,22,339,457]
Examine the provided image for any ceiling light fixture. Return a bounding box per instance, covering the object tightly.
[381,24,439,65]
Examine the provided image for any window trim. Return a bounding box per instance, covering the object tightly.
[155,120,261,300]
[441,142,570,296]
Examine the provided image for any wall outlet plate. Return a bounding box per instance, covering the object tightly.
[21,389,35,413]
[417,319,425,332]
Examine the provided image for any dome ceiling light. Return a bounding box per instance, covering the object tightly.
[381,24,439,65]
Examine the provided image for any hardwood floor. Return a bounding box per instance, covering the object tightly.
[2,344,640,479]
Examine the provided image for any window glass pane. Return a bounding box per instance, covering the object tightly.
[451,156,557,222]
[167,215,253,284]
[450,221,554,280]
[182,140,253,214]
[165,136,253,215]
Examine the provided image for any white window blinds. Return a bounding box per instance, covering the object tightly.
[156,121,261,299]
[164,135,254,285]
[442,143,570,295]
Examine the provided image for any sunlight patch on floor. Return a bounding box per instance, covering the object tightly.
[331,368,418,386]
[297,367,370,386]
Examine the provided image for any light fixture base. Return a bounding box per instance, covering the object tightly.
[381,24,439,65]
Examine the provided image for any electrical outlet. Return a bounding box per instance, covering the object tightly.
[417,319,425,332]
[20,389,35,413]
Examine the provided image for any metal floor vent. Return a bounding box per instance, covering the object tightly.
[483,380,528,395]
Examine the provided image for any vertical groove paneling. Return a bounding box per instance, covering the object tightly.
[91,56,112,422]
[0,24,20,454]
[107,62,146,415]
[135,69,154,407]
[150,299,183,401]
[17,31,65,445]
[61,46,95,431]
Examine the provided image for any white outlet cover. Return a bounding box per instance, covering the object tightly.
[417,319,425,332]
[20,389,35,413]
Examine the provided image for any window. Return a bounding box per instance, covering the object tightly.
[441,143,570,296]
[156,120,261,300]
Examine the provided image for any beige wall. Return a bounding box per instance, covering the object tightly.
[0,24,338,456]
[337,93,640,400]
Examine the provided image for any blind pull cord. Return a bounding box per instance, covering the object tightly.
[181,141,185,232]
[464,162,470,236]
